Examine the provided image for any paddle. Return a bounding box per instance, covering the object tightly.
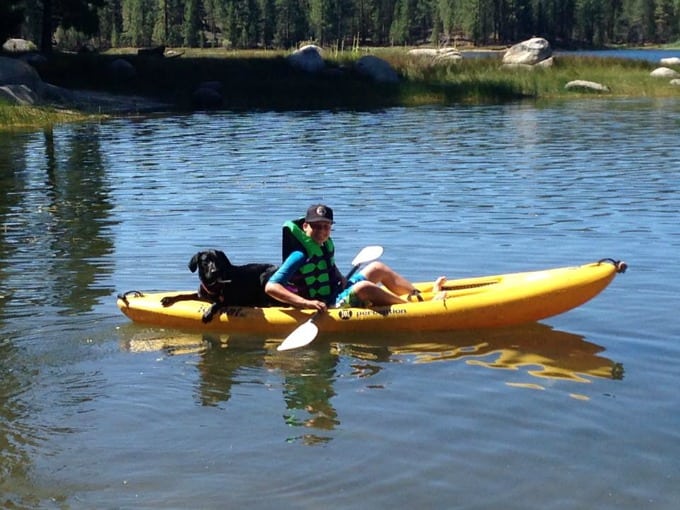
[276,245,384,351]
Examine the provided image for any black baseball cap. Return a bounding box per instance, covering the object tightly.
[305,204,334,223]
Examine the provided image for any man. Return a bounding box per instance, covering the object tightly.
[265,204,444,310]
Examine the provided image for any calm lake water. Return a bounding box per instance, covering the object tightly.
[1,97,680,508]
[464,47,680,63]
[557,48,680,63]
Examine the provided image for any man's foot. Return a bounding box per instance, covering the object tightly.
[433,276,447,300]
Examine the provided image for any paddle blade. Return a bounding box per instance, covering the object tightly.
[277,320,319,351]
[351,245,383,266]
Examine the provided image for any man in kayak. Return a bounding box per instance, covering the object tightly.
[265,204,445,311]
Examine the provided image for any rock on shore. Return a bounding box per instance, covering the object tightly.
[1,54,168,113]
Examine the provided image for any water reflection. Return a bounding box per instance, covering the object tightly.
[333,323,624,383]
[0,125,115,319]
[1,125,118,497]
[123,331,340,445]
[122,322,622,444]
[273,349,339,445]
[0,340,32,495]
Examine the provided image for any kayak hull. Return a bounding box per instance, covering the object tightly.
[117,260,625,335]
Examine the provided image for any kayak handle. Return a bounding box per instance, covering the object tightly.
[117,290,144,306]
[598,258,628,273]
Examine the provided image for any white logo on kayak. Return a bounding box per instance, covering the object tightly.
[338,310,353,320]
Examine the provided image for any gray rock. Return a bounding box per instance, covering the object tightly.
[2,38,38,53]
[288,45,325,73]
[0,56,45,96]
[192,87,223,108]
[0,84,39,105]
[355,55,399,84]
[19,53,48,68]
[565,80,610,93]
[408,48,441,58]
[501,63,536,71]
[670,79,680,87]
[408,48,463,64]
[1,55,168,112]
[660,57,680,66]
[650,67,680,78]
[108,58,136,80]
[43,83,75,103]
[502,37,552,65]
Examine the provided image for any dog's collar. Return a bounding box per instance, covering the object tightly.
[200,279,232,299]
[200,281,221,297]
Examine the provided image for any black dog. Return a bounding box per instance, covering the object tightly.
[160,250,278,322]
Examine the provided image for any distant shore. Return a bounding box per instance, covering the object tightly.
[2,46,679,130]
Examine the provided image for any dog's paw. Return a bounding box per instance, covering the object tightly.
[161,297,174,307]
[201,311,214,323]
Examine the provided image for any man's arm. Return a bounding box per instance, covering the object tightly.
[265,251,328,311]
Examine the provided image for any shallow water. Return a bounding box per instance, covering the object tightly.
[1,98,679,508]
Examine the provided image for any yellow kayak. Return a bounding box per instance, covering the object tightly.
[116,259,626,335]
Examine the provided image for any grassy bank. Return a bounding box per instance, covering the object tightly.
[395,54,678,104]
[2,47,678,129]
[49,48,680,104]
[0,99,101,130]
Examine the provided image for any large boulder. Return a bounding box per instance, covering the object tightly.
[108,58,137,81]
[0,84,40,105]
[408,47,463,64]
[43,83,76,104]
[2,38,38,53]
[501,63,535,71]
[192,81,224,109]
[408,48,440,58]
[288,45,325,73]
[660,57,680,66]
[355,55,399,84]
[650,67,680,78]
[0,56,45,97]
[502,37,552,65]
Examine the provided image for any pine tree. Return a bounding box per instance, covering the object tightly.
[390,0,410,44]
[183,0,202,46]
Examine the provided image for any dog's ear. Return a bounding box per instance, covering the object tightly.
[188,253,201,273]
[215,250,232,268]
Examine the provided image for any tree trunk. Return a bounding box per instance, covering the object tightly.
[41,0,53,53]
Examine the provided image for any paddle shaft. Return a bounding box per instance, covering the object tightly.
[344,264,361,282]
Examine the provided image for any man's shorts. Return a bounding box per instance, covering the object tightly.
[334,273,368,308]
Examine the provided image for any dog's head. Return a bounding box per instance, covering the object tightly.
[188,250,232,288]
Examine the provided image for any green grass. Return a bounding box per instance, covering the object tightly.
[0,99,100,130]
[2,47,678,128]
[388,52,679,101]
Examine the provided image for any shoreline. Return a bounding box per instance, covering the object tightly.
[2,46,679,129]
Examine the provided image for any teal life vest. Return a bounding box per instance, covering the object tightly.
[282,219,339,301]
